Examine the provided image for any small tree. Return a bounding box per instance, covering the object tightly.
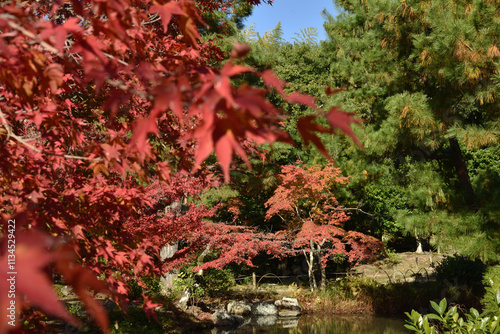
[265,163,383,290]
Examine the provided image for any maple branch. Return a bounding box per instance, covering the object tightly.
[276,212,286,222]
[293,205,303,221]
[102,52,130,67]
[319,238,326,247]
[341,207,376,217]
[143,13,162,25]
[5,14,133,95]
[2,14,63,58]
[106,79,149,100]
[0,108,100,161]
[302,249,312,267]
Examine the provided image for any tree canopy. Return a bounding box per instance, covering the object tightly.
[319,0,500,257]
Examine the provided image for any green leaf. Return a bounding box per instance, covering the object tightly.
[446,306,457,320]
[426,313,442,321]
[430,300,440,313]
[438,298,447,315]
[422,317,431,332]
[470,308,480,319]
[404,324,418,331]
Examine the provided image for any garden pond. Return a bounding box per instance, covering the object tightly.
[212,314,409,333]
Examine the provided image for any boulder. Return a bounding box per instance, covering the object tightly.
[212,309,243,327]
[275,297,301,311]
[227,300,252,316]
[251,302,278,316]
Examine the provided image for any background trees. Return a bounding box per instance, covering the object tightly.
[319,0,500,257]
[231,0,499,261]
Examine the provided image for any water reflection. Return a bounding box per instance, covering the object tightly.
[214,314,409,334]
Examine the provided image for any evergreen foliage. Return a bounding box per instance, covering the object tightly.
[318,0,500,258]
[218,0,500,260]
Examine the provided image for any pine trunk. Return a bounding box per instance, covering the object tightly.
[448,138,476,208]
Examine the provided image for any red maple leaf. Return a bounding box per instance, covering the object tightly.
[325,107,363,147]
[297,115,333,161]
[149,2,186,33]
[0,230,79,331]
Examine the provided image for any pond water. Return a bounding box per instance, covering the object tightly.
[213,314,410,334]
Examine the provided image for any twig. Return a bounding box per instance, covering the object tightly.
[0,108,100,161]
[341,207,377,217]
[1,14,63,57]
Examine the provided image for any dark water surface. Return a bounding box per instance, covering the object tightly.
[215,314,410,334]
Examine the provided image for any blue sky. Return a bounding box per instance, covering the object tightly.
[245,0,339,42]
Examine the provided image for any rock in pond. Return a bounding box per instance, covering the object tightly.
[227,300,252,316]
[275,297,301,311]
[251,302,278,316]
[212,309,244,327]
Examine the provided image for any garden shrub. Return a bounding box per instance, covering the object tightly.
[434,255,486,286]
[174,265,236,302]
[406,298,500,334]
[482,265,500,317]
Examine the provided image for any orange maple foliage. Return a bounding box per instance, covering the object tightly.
[265,163,383,290]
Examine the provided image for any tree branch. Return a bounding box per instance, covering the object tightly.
[0,108,100,161]
[341,206,377,217]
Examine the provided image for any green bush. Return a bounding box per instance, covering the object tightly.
[128,275,161,300]
[405,298,500,334]
[482,265,500,317]
[174,266,235,301]
[434,255,486,286]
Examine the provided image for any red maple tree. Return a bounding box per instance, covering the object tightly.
[265,163,384,290]
[0,0,362,332]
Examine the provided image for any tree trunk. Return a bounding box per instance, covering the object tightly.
[317,244,326,290]
[307,251,317,292]
[160,242,179,293]
[448,137,476,208]
[303,238,317,291]
[196,243,211,276]
[416,240,423,253]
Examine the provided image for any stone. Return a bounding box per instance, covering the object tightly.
[160,273,178,294]
[251,302,278,316]
[60,285,73,297]
[227,300,252,316]
[159,242,179,294]
[275,297,301,311]
[177,289,191,310]
[212,309,243,327]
